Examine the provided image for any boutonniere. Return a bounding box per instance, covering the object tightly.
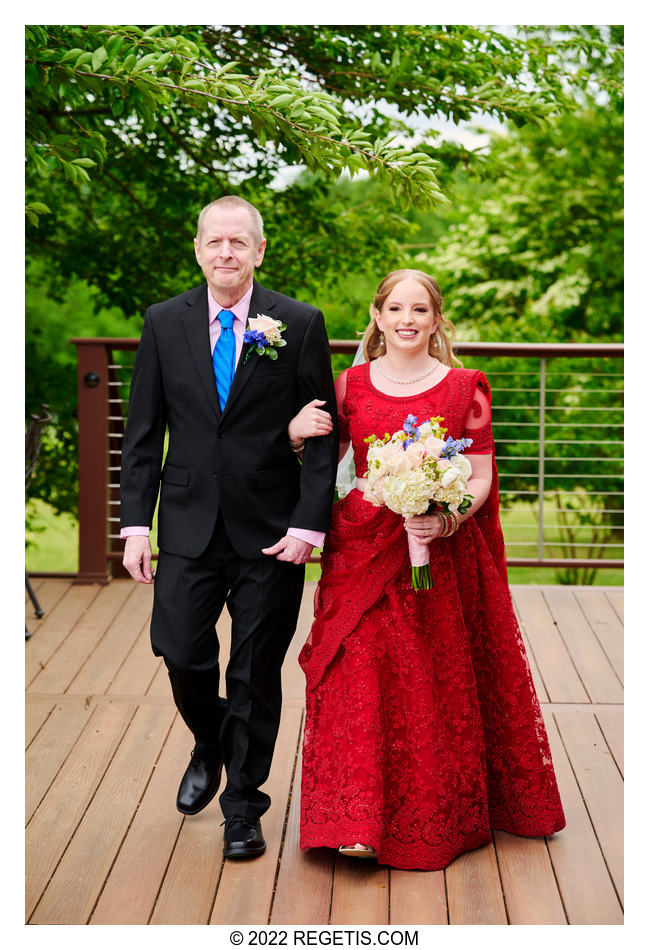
[243,314,287,363]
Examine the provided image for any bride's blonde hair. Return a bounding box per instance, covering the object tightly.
[361,269,458,367]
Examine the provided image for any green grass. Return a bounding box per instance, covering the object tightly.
[26,500,79,573]
[26,498,623,586]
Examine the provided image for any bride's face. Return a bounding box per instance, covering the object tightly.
[375,278,440,358]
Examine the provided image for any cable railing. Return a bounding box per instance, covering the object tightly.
[71,338,623,583]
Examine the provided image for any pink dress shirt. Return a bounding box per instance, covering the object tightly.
[121,284,325,549]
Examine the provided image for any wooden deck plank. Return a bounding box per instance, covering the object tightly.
[513,587,589,703]
[24,579,72,639]
[149,804,223,925]
[389,870,448,925]
[30,702,175,924]
[520,629,549,704]
[208,707,303,924]
[146,660,171,696]
[25,701,95,822]
[90,713,188,924]
[25,584,101,686]
[270,724,334,925]
[493,831,566,924]
[24,582,624,927]
[282,582,315,704]
[107,616,160,695]
[65,582,155,695]
[26,700,136,920]
[605,587,624,623]
[25,697,55,746]
[445,839,508,924]
[543,588,623,703]
[575,589,623,683]
[553,708,623,905]
[543,714,622,923]
[512,595,549,703]
[28,581,134,694]
[330,855,390,925]
[595,707,624,776]
[26,577,44,599]
[25,578,43,612]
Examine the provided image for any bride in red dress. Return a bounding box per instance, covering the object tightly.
[290,269,565,871]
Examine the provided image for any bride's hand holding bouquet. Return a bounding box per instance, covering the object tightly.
[363,415,474,589]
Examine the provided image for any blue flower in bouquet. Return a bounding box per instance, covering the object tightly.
[440,436,473,458]
[402,414,420,448]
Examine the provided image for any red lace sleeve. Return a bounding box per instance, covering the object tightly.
[335,369,350,443]
[463,372,495,454]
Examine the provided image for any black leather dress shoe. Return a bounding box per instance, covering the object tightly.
[176,746,224,815]
[222,815,266,859]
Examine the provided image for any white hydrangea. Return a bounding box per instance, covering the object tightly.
[381,469,432,518]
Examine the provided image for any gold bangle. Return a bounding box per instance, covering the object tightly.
[439,510,460,538]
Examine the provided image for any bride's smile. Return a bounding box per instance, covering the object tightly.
[375,277,441,360]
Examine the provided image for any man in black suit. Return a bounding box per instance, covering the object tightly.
[120,196,337,858]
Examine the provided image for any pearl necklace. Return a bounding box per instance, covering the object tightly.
[376,356,440,385]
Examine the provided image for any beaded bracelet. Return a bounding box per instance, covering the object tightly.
[289,438,305,454]
[439,510,460,538]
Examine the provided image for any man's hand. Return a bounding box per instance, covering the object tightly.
[261,536,314,565]
[123,535,154,584]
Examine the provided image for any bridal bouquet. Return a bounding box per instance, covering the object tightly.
[363,415,474,590]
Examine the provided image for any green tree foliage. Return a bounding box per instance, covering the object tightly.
[25,24,623,530]
[422,106,623,342]
[414,99,623,583]
[26,24,620,310]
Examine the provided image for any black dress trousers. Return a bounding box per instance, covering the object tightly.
[150,512,305,820]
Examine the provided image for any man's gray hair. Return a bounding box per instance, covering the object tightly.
[196,196,265,244]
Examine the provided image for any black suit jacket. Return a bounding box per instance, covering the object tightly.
[120,280,338,559]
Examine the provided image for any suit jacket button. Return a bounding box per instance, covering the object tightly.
[211,473,218,479]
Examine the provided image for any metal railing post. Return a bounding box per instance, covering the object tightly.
[538,357,546,561]
[74,340,111,584]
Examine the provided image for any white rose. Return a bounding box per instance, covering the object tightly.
[404,441,427,467]
[366,446,389,481]
[363,485,383,507]
[384,442,413,475]
[423,435,447,458]
[441,467,461,488]
[249,314,283,344]
[450,454,472,480]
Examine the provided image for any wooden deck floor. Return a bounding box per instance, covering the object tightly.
[25,578,623,926]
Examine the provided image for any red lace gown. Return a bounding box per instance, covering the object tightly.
[298,363,565,871]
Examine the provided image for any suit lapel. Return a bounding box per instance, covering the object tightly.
[181,284,222,423]
[222,280,278,418]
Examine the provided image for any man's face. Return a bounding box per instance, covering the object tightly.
[194,206,266,301]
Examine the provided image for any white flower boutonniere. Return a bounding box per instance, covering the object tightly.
[243,314,287,363]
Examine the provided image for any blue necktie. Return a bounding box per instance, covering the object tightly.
[212,310,236,411]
